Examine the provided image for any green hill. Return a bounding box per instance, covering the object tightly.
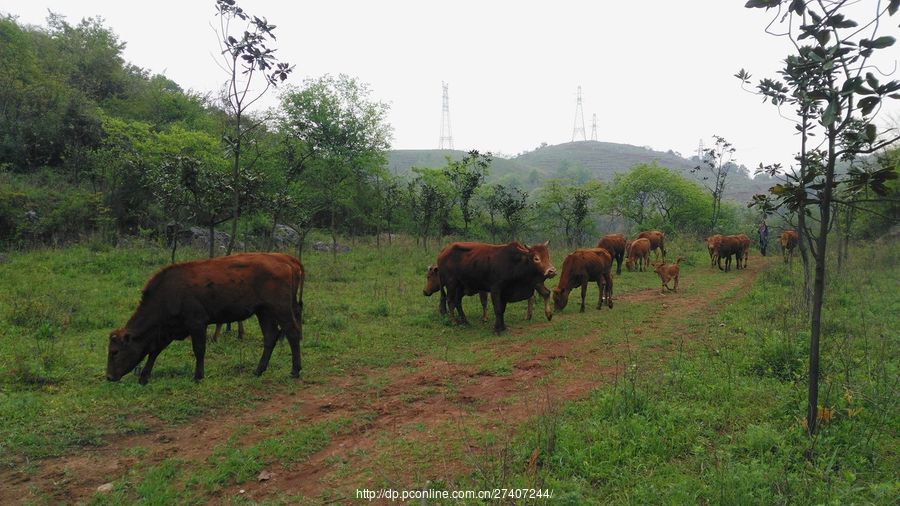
[387,141,776,203]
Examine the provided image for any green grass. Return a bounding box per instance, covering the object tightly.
[481,243,900,505]
[0,236,689,466]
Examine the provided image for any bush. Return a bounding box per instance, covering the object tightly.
[749,330,805,381]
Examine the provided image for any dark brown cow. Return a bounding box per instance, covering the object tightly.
[437,241,556,333]
[107,253,304,385]
[626,237,651,272]
[552,248,614,312]
[714,235,744,272]
[637,230,666,259]
[706,234,723,267]
[423,264,533,322]
[780,229,799,264]
[735,234,751,269]
[596,233,626,275]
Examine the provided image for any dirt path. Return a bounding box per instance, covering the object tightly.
[0,258,771,504]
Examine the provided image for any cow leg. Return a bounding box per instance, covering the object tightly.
[276,310,302,378]
[596,280,604,310]
[138,348,161,385]
[534,283,553,321]
[606,273,614,309]
[674,274,679,292]
[616,255,622,275]
[445,285,460,325]
[526,295,533,320]
[189,326,207,382]
[455,289,469,325]
[439,286,448,315]
[479,291,489,323]
[579,282,587,313]
[237,320,245,340]
[490,288,507,334]
[255,311,281,377]
[211,323,222,343]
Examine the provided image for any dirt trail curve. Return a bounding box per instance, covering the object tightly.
[0,258,772,504]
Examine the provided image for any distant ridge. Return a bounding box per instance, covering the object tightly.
[387,141,775,202]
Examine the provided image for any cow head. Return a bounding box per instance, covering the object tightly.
[106,328,147,381]
[551,286,568,311]
[526,240,556,279]
[423,264,441,296]
[625,257,635,271]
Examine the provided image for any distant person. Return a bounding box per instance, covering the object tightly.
[758,220,769,256]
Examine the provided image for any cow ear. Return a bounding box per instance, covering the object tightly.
[542,240,550,247]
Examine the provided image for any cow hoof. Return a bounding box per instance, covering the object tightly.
[138,377,149,386]
[291,371,300,379]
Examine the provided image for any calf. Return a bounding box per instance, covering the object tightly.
[625,237,652,272]
[596,233,626,275]
[780,230,799,264]
[706,234,723,267]
[653,257,684,294]
[637,230,666,259]
[714,235,744,272]
[552,248,614,312]
[735,234,751,269]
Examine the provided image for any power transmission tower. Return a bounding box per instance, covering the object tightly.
[590,113,598,141]
[572,86,586,142]
[439,82,454,150]
[696,138,706,161]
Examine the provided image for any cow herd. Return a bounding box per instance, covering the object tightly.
[105,229,794,384]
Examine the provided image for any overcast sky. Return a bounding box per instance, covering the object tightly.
[4,0,899,169]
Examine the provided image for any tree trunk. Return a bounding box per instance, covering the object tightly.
[170,225,179,264]
[226,114,241,256]
[806,133,836,437]
[330,202,337,263]
[208,222,215,258]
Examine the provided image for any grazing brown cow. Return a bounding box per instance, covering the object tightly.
[706,234,723,267]
[107,253,304,385]
[423,264,533,322]
[597,233,626,275]
[735,234,751,269]
[552,248,614,312]
[714,235,744,272]
[653,257,684,294]
[637,230,667,259]
[780,229,799,264]
[437,241,556,333]
[625,237,652,272]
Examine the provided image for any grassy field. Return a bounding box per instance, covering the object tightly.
[0,236,896,504]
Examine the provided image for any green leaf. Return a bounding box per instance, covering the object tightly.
[858,96,880,115]
[822,99,839,125]
[860,36,895,49]
[889,0,899,15]
[865,123,877,143]
[865,72,880,91]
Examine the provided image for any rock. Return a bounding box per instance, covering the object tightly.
[312,241,350,253]
[164,224,243,252]
[257,470,274,482]
[97,483,114,493]
[272,225,299,249]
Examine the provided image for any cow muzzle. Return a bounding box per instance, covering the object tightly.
[544,267,557,279]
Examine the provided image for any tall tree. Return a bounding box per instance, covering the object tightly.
[278,74,392,260]
[214,0,292,255]
[692,135,736,231]
[742,0,900,436]
[536,179,602,247]
[445,150,491,234]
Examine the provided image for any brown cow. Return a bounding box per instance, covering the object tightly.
[735,234,751,269]
[637,230,666,259]
[107,253,304,385]
[780,229,799,264]
[706,234,723,267]
[625,237,651,272]
[552,248,614,312]
[437,241,556,333]
[652,257,684,294]
[714,235,744,272]
[597,233,626,275]
[423,264,533,322]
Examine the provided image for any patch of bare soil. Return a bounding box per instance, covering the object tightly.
[0,258,771,504]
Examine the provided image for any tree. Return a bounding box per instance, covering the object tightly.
[278,74,392,260]
[741,0,900,436]
[406,169,453,249]
[536,179,602,247]
[608,163,711,235]
[496,185,530,241]
[214,0,292,255]
[445,150,491,234]
[692,135,736,231]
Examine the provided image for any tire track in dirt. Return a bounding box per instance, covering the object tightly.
[0,258,771,504]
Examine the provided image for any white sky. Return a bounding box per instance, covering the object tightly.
[4,0,899,169]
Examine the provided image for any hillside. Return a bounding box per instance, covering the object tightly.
[387,141,776,202]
